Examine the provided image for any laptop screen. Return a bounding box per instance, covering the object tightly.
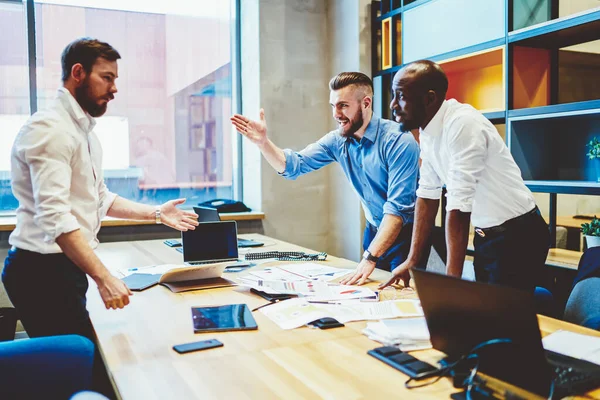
[181,221,238,262]
[410,269,552,397]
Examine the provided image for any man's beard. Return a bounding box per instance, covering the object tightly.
[75,79,109,117]
[394,109,420,132]
[338,111,364,138]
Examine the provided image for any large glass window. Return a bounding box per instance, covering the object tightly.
[1,0,238,213]
[0,0,29,212]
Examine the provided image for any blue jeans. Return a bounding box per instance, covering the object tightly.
[363,222,427,272]
[0,334,94,399]
[2,248,95,340]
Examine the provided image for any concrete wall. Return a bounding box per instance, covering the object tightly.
[241,0,372,262]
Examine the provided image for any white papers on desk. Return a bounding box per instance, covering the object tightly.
[363,317,432,351]
[260,298,330,330]
[246,264,351,283]
[319,299,423,323]
[260,298,423,330]
[542,330,600,366]
[278,263,352,281]
[119,264,182,277]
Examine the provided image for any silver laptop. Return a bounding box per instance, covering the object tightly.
[181,221,240,265]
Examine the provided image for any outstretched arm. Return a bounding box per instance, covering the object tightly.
[231,109,286,173]
[107,197,198,231]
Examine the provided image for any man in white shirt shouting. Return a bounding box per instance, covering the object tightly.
[380,60,549,293]
[3,38,198,340]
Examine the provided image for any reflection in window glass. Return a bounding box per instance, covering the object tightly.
[0,1,29,212]
[1,0,236,212]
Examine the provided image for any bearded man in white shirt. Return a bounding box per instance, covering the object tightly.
[380,60,549,293]
[3,38,198,340]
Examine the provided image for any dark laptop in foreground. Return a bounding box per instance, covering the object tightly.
[194,206,263,248]
[409,269,600,399]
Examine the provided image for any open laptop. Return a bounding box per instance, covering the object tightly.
[411,268,600,399]
[194,206,263,248]
[181,221,241,265]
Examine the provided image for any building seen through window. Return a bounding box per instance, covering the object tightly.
[0,0,237,213]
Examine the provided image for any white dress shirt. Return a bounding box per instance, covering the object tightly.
[416,99,535,228]
[9,87,117,254]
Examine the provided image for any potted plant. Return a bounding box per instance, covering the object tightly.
[587,137,600,182]
[581,216,600,249]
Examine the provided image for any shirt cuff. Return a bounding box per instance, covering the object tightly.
[42,213,80,244]
[383,202,411,225]
[445,196,474,213]
[99,192,118,219]
[416,186,442,200]
[277,149,295,179]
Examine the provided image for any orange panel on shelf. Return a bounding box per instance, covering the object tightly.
[382,18,392,70]
[513,46,551,109]
[394,17,402,66]
[440,48,505,113]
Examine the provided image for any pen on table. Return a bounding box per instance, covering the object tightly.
[307,300,342,305]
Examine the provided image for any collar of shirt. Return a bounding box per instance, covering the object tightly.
[420,99,448,138]
[56,87,97,134]
[346,113,380,144]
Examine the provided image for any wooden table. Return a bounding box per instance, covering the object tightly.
[89,235,600,400]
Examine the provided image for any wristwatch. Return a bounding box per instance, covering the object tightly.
[155,207,162,224]
[362,250,379,263]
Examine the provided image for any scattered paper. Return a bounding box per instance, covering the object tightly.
[260,298,423,330]
[248,268,307,282]
[120,264,182,277]
[260,298,330,330]
[319,299,423,323]
[278,263,352,278]
[363,317,431,349]
[542,330,600,365]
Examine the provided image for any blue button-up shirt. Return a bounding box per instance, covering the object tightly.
[281,114,419,227]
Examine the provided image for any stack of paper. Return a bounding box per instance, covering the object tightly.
[260,298,423,330]
[542,330,600,365]
[363,317,432,351]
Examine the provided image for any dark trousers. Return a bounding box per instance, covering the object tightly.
[363,222,429,272]
[2,248,116,398]
[2,248,95,341]
[473,207,550,293]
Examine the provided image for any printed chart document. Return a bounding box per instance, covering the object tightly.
[261,298,423,330]
[542,330,600,365]
[260,298,331,330]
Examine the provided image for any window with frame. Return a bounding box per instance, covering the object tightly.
[0,0,240,214]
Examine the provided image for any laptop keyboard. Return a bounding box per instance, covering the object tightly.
[187,260,239,266]
[547,350,600,397]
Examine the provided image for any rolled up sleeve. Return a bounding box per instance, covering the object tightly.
[98,180,117,219]
[24,128,80,243]
[279,133,337,180]
[416,156,443,200]
[445,117,487,213]
[383,133,419,224]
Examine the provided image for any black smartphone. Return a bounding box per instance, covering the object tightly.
[164,239,182,247]
[250,288,294,302]
[172,339,223,354]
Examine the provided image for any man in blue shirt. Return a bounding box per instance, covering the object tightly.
[231,72,420,285]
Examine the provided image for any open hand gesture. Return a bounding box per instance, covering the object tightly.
[230,109,268,145]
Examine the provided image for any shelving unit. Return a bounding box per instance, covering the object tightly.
[371,0,600,250]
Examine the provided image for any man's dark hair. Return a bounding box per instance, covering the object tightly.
[329,72,374,95]
[61,38,121,82]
